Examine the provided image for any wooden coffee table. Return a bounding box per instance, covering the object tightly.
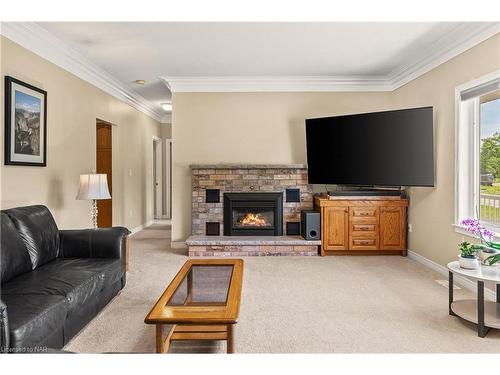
[144,259,244,353]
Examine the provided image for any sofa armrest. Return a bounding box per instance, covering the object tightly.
[0,299,9,353]
[59,227,130,260]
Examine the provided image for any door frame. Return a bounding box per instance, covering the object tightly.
[164,139,172,219]
[152,136,163,220]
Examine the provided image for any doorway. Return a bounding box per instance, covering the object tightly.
[96,119,112,227]
[153,137,162,219]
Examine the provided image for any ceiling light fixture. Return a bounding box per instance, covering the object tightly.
[134,79,146,85]
[161,103,172,112]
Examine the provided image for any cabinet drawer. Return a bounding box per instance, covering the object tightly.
[349,237,379,250]
[350,207,378,218]
[351,223,377,235]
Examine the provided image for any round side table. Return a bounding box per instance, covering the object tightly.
[447,261,500,337]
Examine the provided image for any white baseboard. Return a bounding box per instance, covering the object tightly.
[171,241,188,249]
[407,250,496,301]
[129,220,154,236]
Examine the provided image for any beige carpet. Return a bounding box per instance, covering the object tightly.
[64,224,500,353]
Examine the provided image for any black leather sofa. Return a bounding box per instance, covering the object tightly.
[0,205,129,353]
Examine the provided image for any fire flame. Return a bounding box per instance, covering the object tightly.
[239,213,269,227]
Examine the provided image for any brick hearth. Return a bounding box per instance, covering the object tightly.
[186,235,320,256]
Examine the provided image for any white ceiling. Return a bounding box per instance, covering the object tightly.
[40,22,461,76]
[7,22,499,120]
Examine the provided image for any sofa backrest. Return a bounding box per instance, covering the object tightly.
[3,205,60,270]
[0,212,32,283]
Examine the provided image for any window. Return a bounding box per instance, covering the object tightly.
[455,72,500,237]
[479,95,500,226]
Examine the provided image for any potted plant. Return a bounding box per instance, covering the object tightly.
[460,218,500,266]
[458,241,481,269]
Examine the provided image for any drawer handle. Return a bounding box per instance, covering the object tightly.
[358,225,372,230]
[357,240,372,245]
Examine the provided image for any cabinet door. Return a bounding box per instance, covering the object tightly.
[379,206,406,250]
[322,206,349,251]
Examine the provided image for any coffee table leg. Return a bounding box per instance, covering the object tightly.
[477,281,490,338]
[449,271,456,316]
[497,284,500,303]
[156,324,173,353]
[227,324,234,354]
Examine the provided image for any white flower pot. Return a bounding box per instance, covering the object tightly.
[458,255,479,270]
[479,247,500,264]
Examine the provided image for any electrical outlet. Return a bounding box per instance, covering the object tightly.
[129,209,133,217]
[408,224,412,233]
[128,169,133,177]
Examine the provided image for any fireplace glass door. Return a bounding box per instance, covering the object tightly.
[232,208,275,229]
[223,192,283,236]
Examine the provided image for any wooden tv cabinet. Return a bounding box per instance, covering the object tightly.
[314,196,409,256]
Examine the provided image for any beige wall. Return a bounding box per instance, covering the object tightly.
[390,33,500,266]
[172,92,391,241]
[172,33,500,268]
[161,123,172,139]
[0,37,162,230]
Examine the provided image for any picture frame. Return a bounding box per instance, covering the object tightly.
[4,76,47,166]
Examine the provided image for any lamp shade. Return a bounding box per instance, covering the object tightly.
[76,174,111,200]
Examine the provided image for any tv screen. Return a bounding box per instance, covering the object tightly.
[305,107,434,187]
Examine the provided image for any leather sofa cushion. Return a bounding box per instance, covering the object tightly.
[2,294,68,350]
[53,258,125,286]
[2,258,125,350]
[1,259,115,310]
[4,205,60,269]
[1,212,32,283]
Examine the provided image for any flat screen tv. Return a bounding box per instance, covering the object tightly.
[305,107,434,187]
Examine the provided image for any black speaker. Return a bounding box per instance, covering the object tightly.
[286,222,300,236]
[300,211,320,240]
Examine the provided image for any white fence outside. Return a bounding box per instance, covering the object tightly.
[480,193,500,226]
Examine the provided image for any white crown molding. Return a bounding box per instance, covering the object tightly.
[160,113,172,124]
[388,22,500,90]
[162,23,499,93]
[0,22,163,122]
[160,75,392,93]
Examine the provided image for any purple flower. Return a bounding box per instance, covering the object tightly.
[482,228,495,240]
[461,217,496,240]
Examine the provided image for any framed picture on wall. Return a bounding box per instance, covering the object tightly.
[4,76,47,166]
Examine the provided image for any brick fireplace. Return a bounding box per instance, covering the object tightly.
[191,164,313,235]
[187,164,320,256]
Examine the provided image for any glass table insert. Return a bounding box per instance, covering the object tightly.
[167,265,234,306]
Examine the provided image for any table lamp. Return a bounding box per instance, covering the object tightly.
[76,174,111,228]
